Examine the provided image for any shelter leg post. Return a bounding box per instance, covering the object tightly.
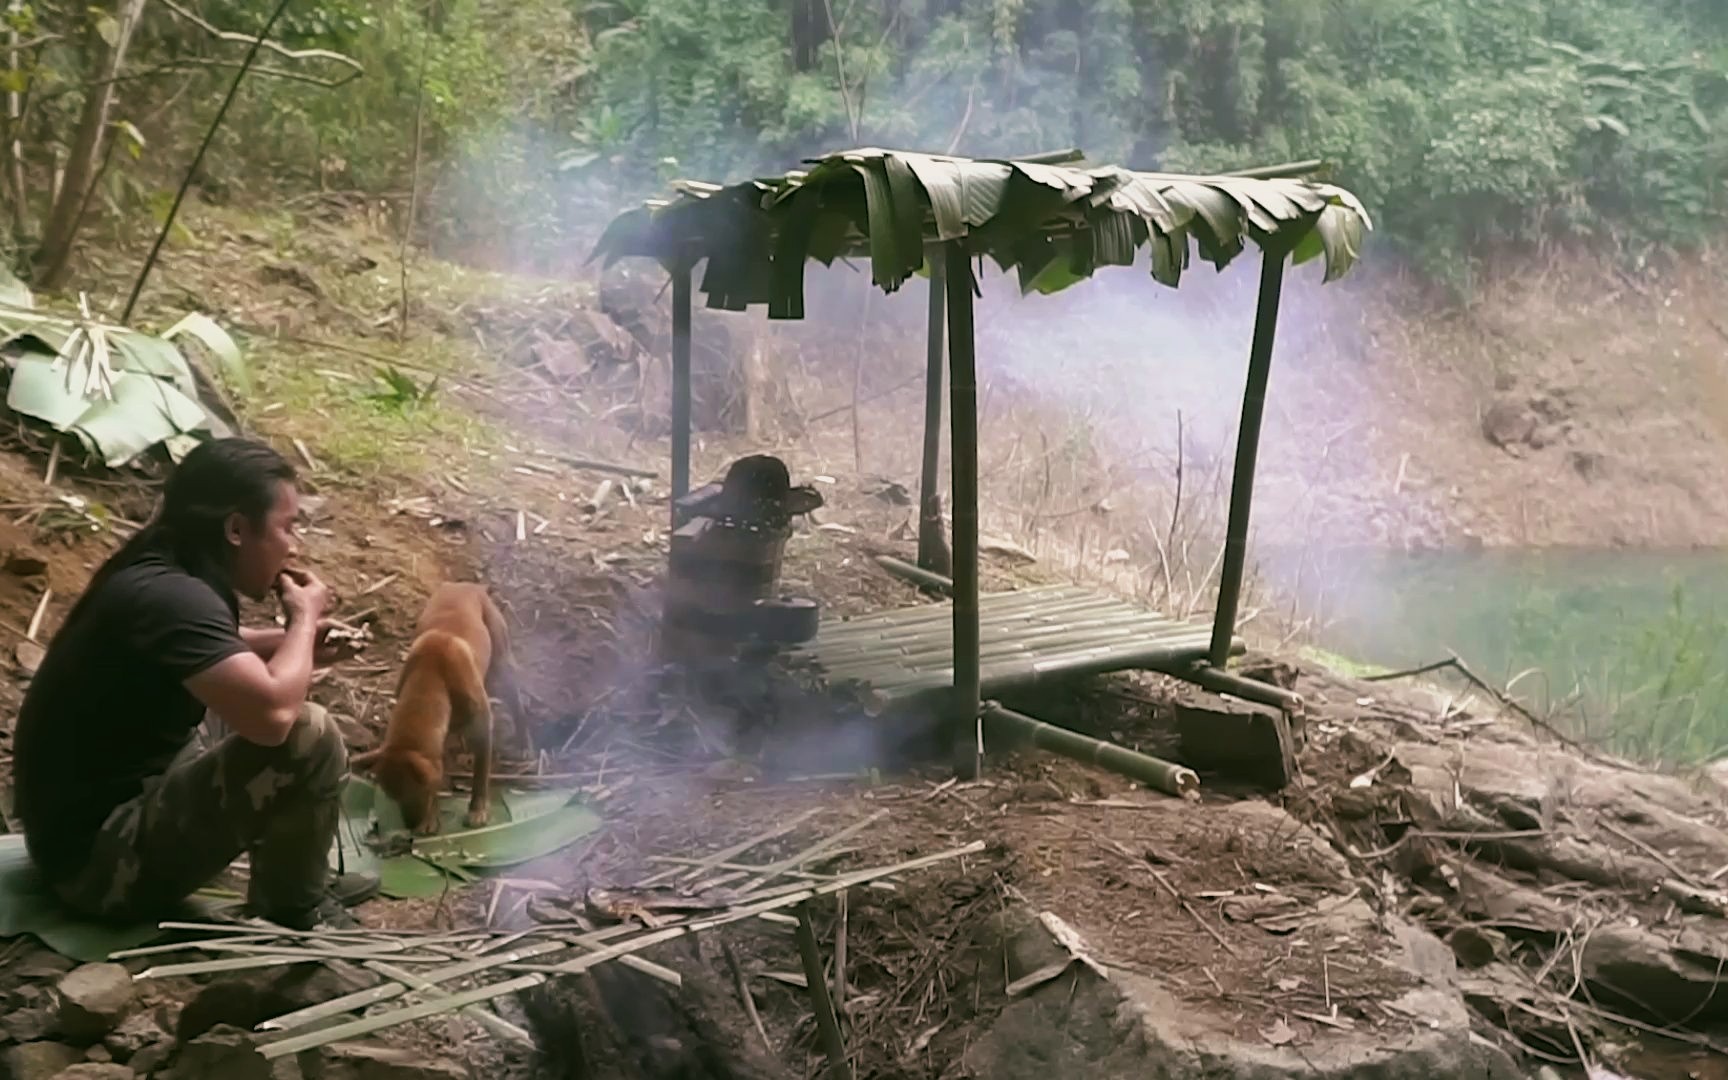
[670,263,693,531]
[945,241,981,779]
[1209,250,1288,667]
[918,250,948,574]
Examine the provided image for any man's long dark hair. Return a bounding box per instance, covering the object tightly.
[62,437,297,630]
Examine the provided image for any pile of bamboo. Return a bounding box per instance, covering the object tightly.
[120,819,983,1073]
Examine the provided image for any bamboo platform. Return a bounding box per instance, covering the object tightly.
[785,585,1240,707]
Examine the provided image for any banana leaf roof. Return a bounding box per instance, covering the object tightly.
[590,147,1372,318]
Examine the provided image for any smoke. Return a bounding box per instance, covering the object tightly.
[425,23,1413,777]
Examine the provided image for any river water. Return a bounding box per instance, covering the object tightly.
[1283,547,1728,763]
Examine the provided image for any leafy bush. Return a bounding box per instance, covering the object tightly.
[6,0,1725,280]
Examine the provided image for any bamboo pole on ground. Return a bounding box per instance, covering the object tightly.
[981,702,1198,797]
[670,262,694,527]
[917,252,947,573]
[876,554,953,595]
[795,903,852,1080]
[943,240,981,779]
[1209,249,1288,667]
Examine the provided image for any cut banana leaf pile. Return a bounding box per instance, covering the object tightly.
[0,300,246,468]
[335,777,601,899]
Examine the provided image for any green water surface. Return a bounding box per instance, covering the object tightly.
[1289,548,1728,765]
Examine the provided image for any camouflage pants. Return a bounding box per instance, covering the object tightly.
[53,702,347,923]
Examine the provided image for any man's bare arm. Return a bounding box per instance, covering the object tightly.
[184,617,317,747]
[241,626,287,659]
[186,569,329,747]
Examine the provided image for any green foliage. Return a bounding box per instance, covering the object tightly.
[4,0,1726,280]
[366,365,438,413]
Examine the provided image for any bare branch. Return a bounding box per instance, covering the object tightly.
[157,0,363,76]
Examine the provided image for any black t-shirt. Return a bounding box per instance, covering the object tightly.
[12,553,249,882]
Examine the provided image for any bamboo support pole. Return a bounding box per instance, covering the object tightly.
[1223,159,1324,180]
[1182,663,1304,714]
[1209,250,1288,667]
[917,254,947,573]
[670,262,694,521]
[944,240,981,779]
[795,903,853,1080]
[877,554,953,595]
[981,702,1198,797]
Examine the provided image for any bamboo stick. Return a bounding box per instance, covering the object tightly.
[1223,158,1324,180]
[826,613,1206,665]
[702,811,889,894]
[878,554,951,595]
[1181,663,1304,714]
[364,959,534,1047]
[807,609,1184,656]
[944,239,981,779]
[670,263,693,520]
[1210,251,1288,666]
[855,638,1232,703]
[642,855,845,882]
[981,702,1198,797]
[796,903,853,1080]
[637,807,823,887]
[258,938,572,1033]
[916,253,947,575]
[806,587,1093,640]
[255,842,987,1059]
[810,595,1152,648]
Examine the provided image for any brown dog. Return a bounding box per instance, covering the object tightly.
[350,583,523,834]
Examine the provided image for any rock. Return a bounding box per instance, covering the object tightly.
[1,1041,83,1080]
[1176,696,1295,790]
[51,1065,135,1079]
[1567,448,1605,480]
[1701,756,1728,805]
[978,534,1037,564]
[166,1025,299,1080]
[176,963,379,1045]
[316,1043,470,1080]
[1236,657,1300,691]
[128,1038,174,1077]
[2,1006,57,1043]
[54,965,137,1042]
[15,639,45,676]
[1445,925,1505,970]
[12,950,75,983]
[1480,398,1536,451]
[257,262,323,298]
[104,1012,166,1063]
[82,1043,113,1063]
[1580,925,1728,1026]
[962,907,1522,1080]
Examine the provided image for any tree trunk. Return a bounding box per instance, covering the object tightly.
[790,0,828,72]
[4,0,28,244]
[33,0,149,289]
